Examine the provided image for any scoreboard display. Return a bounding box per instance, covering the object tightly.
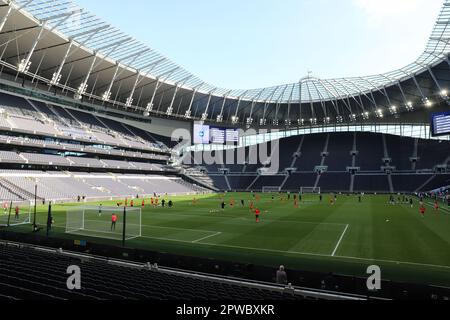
[431,111,450,137]
[193,122,239,145]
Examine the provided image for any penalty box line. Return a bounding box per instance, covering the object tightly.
[55,224,450,271]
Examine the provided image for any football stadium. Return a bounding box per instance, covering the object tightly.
[0,0,449,304]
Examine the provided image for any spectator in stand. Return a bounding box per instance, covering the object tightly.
[276,265,288,285]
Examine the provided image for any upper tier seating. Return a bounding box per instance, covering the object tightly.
[0,92,169,154]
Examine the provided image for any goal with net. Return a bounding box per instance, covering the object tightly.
[0,201,32,227]
[65,206,142,241]
[300,187,321,194]
[262,186,281,193]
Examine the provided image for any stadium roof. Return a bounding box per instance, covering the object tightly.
[0,0,450,127]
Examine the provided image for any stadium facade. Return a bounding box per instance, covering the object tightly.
[0,0,449,136]
[0,0,450,302]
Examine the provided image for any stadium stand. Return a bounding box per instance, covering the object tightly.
[0,242,367,301]
[0,0,449,302]
[196,132,450,193]
[0,171,205,202]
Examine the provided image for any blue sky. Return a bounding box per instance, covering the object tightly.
[74,0,443,90]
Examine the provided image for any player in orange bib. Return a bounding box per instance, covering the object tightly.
[130,199,134,207]
[155,197,159,206]
[249,201,255,211]
[141,199,145,207]
[150,198,154,207]
[111,214,118,231]
[294,199,299,208]
[434,201,440,212]
[255,208,261,223]
[230,198,235,208]
[420,205,426,218]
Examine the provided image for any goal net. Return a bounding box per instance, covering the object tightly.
[0,201,32,227]
[65,206,142,241]
[262,186,281,193]
[300,187,321,194]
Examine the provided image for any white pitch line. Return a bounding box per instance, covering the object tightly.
[54,224,450,271]
[192,232,222,243]
[331,224,349,257]
[426,202,450,213]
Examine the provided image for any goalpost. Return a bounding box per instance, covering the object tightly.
[262,186,282,193]
[65,206,142,241]
[0,201,32,227]
[300,187,321,194]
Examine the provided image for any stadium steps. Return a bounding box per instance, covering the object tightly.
[415,175,437,193]
[0,178,37,201]
[94,116,130,147]
[280,135,305,190]
[313,134,330,190]
[0,178,26,201]
[120,123,148,145]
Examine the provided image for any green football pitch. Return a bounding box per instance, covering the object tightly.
[4,193,450,287]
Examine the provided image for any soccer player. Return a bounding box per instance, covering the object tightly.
[410,198,414,208]
[221,201,226,211]
[249,201,254,212]
[434,201,440,212]
[241,199,245,207]
[130,199,134,207]
[420,205,426,218]
[150,197,155,207]
[14,206,19,221]
[98,204,102,216]
[294,199,299,209]
[142,199,145,207]
[230,198,235,208]
[3,202,7,215]
[155,197,159,207]
[125,198,128,207]
[255,208,261,223]
[111,213,118,231]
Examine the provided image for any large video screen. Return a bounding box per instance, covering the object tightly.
[431,111,450,137]
[193,122,210,144]
[193,122,239,145]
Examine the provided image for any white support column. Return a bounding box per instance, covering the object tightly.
[50,40,73,86]
[166,85,180,115]
[232,98,242,124]
[201,93,213,121]
[0,4,13,34]
[185,89,197,118]
[217,93,230,123]
[18,23,47,73]
[126,73,141,107]
[75,54,97,99]
[146,79,161,113]
[102,64,120,101]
